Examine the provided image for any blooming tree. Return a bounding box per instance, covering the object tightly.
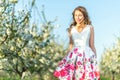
[100,38,120,80]
[0,0,66,79]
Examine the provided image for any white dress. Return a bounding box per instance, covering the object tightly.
[54,25,100,80]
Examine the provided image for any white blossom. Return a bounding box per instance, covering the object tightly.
[6,28,12,35]
[9,0,18,3]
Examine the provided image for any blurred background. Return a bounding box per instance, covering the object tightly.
[0,0,120,80]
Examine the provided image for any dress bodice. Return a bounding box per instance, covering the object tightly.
[71,25,92,48]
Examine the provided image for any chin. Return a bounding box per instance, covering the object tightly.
[77,22,82,24]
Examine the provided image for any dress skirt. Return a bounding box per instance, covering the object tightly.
[53,46,100,80]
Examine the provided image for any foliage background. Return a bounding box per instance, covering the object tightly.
[0,0,120,80]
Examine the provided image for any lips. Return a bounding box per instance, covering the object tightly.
[76,18,82,22]
[76,20,81,23]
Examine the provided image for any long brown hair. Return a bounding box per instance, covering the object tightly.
[68,6,91,33]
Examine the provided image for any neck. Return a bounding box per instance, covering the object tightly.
[76,22,85,28]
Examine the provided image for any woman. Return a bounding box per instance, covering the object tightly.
[54,6,100,80]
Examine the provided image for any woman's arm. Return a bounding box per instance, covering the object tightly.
[68,31,73,52]
[89,26,97,56]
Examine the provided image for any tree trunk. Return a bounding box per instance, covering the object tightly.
[112,71,115,80]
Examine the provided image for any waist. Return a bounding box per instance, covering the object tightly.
[73,45,90,49]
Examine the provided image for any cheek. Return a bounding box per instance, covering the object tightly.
[79,16,84,20]
[74,17,77,21]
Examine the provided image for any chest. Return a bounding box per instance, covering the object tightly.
[71,26,90,41]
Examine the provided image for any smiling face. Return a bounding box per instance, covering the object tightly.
[74,10,84,25]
